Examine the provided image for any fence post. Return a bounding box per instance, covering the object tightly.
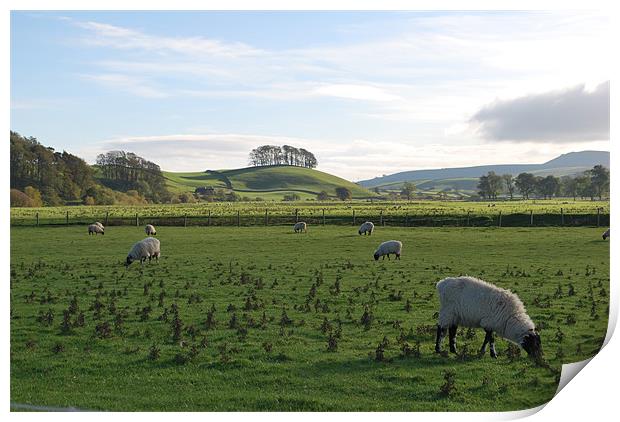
[184,215,187,228]
[498,211,502,227]
[466,210,470,226]
[66,211,69,226]
[265,209,268,226]
[135,213,139,227]
[530,210,533,226]
[237,210,240,227]
[105,211,109,226]
[208,210,211,226]
[352,210,356,225]
[36,212,39,227]
[295,209,299,223]
[597,208,601,227]
[560,208,564,226]
[322,209,325,226]
[405,214,409,227]
[380,210,384,226]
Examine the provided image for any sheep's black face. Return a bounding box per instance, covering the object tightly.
[125,256,133,267]
[521,332,542,359]
[373,253,379,261]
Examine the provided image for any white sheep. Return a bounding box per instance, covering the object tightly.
[373,240,402,260]
[435,276,542,359]
[602,228,610,240]
[358,221,374,235]
[294,221,307,233]
[94,222,105,230]
[145,224,157,236]
[88,223,104,235]
[126,237,161,266]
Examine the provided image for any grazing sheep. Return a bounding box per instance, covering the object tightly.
[88,223,104,235]
[145,224,157,236]
[373,240,402,260]
[94,222,105,230]
[126,237,161,266]
[602,228,610,240]
[358,221,375,236]
[294,221,307,233]
[435,276,542,359]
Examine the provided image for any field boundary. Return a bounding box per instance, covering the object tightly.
[11,208,610,228]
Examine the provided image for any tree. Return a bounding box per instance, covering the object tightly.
[23,186,43,206]
[536,175,560,199]
[515,173,537,200]
[477,171,502,199]
[589,165,610,200]
[283,193,301,201]
[10,189,34,207]
[316,191,330,201]
[248,144,317,168]
[400,182,416,200]
[335,187,352,201]
[560,176,579,201]
[501,174,515,200]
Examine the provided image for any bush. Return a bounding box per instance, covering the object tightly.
[10,189,34,207]
[283,193,301,201]
[24,186,43,206]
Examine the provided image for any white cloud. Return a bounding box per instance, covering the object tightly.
[82,73,168,98]
[312,84,402,102]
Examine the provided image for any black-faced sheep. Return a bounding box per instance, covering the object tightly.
[373,240,402,260]
[435,276,542,359]
[88,223,104,235]
[294,221,307,233]
[145,224,157,236]
[358,221,374,235]
[126,237,160,266]
[602,228,610,240]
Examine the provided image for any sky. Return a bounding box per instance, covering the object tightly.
[10,11,610,181]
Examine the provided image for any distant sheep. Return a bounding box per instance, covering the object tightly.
[435,276,542,359]
[358,221,374,235]
[373,240,402,260]
[602,228,610,240]
[88,223,104,235]
[126,237,160,266]
[294,221,307,233]
[94,222,105,230]
[145,224,157,236]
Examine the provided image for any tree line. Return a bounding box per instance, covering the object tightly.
[95,151,170,203]
[10,131,172,207]
[248,145,318,168]
[477,165,610,200]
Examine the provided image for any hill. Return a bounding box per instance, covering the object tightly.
[164,165,378,200]
[359,151,610,195]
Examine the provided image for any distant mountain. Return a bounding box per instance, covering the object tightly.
[359,151,610,191]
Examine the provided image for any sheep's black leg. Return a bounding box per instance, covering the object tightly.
[449,325,458,354]
[396,254,401,260]
[480,329,492,355]
[435,325,447,353]
[489,331,497,358]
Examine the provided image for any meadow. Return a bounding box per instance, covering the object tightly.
[10,199,609,226]
[10,225,609,411]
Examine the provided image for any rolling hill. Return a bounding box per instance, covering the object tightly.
[359,150,610,196]
[164,165,378,200]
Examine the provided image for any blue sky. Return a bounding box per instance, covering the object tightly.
[10,11,610,180]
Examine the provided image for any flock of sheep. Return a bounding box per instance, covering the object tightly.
[86,219,610,362]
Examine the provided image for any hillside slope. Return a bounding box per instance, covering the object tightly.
[164,165,378,200]
[359,150,609,189]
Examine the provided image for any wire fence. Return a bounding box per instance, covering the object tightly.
[11,208,610,228]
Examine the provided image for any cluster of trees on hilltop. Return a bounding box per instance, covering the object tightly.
[95,151,170,203]
[10,131,173,207]
[248,145,318,168]
[477,165,609,200]
[11,131,98,206]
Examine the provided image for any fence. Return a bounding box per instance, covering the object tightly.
[11,208,610,228]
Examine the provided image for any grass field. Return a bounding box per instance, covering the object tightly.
[10,199,609,226]
[163,165,377,200]
[10,225,609,411]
